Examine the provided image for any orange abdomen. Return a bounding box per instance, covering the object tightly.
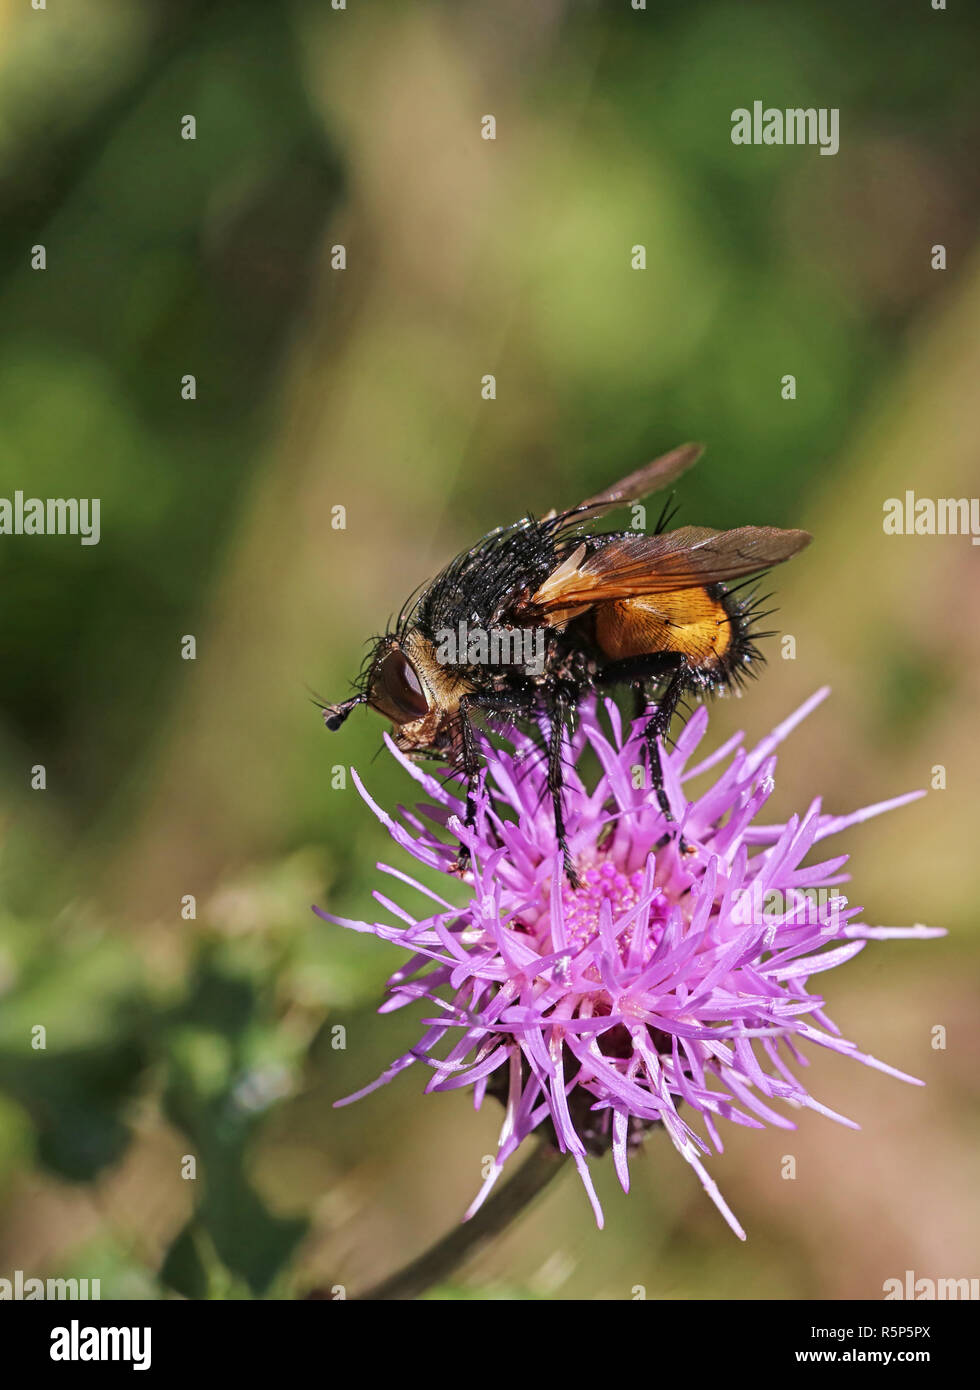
[593,588,733,666]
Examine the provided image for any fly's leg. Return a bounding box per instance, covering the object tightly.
[595,652,691,842]
[453,702,482,876]
[641,664,689,835]
[453,686,537,875]
[544,677,579,887]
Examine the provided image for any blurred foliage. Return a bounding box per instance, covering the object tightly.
[0,0,978,1299]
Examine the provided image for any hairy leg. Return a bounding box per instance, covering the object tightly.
[595,652,690,829]
[641,666,688,826]
[453,685,538,873]
[543,677,580,887]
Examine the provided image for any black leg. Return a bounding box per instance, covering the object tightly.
[455,697,483,871]
[642,665,688,826]
[544,679,579,887]
[453,686,538,874]
[596,652,690,831]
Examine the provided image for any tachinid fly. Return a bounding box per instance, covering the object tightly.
[322,444,811,884]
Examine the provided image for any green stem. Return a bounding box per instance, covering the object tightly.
[357,1145,567,1301]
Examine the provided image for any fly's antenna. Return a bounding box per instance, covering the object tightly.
[320,692,368,731]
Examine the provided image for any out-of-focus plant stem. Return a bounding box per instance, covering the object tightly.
[353,1145,567,1301]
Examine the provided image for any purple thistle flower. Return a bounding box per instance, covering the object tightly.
[316,688,944,1238]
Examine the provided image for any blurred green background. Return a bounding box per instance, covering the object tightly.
[1,0,978,1300]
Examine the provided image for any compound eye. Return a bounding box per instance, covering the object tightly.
[377,649,429,722]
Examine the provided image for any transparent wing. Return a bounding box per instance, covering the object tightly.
[550,442,704,531]
[529,525,811,611]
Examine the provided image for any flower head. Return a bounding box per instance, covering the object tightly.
[317,689,943,1238]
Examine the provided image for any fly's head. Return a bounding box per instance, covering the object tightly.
[323,629,473,763]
